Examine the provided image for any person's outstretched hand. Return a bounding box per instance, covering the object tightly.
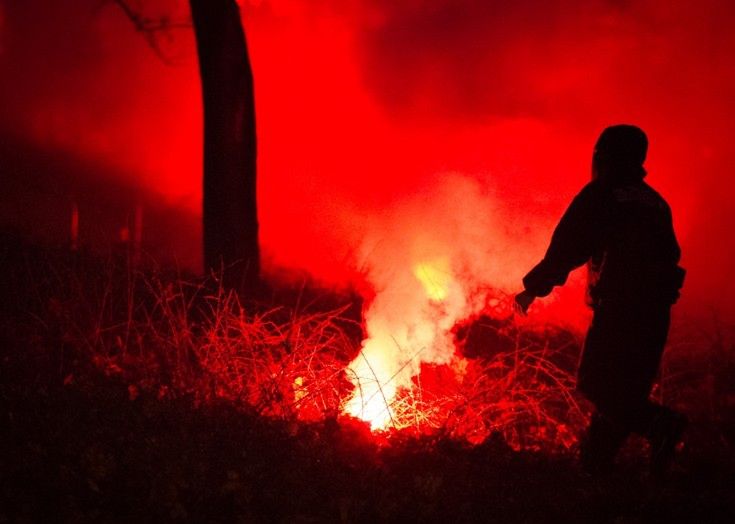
[514,290,535,316]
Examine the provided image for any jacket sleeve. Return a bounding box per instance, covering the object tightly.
[522,185,600,297]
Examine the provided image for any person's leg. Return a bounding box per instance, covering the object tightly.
[624,306,687,475]
[577,305,632,474]
[577,303,684,474]
[579,411,629,475]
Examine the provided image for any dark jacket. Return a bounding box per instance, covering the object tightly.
[523,179,685,306]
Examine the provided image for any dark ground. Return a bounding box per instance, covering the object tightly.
[1,233,735,523]
[2,357,734,523]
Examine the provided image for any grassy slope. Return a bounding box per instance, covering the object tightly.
[1,233,734,523]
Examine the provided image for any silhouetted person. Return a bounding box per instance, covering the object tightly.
[514,125,687,476]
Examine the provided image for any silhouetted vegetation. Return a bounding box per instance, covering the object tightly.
[1,232,734,522]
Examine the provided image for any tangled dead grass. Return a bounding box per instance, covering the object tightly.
[8,239,590,452]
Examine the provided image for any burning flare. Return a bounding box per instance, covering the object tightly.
[344,258,463,430]
[341,175,544,430]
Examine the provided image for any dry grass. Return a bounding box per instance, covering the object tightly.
[5,237,593,451]
[4,235,735,522]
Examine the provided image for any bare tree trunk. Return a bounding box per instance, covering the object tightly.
[189,0,259,294]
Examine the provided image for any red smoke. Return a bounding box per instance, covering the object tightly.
[1,0,734,330]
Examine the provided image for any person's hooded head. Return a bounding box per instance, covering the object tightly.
[592,124,648,184]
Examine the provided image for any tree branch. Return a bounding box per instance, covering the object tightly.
[111,0,192,64]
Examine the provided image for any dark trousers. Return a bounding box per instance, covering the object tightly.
[577,301,674,461]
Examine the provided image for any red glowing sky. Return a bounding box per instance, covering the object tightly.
[1,0,734,325]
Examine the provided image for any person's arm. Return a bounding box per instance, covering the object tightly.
[515,184,601,314]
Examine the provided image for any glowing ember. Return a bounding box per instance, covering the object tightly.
[292,376,306,402]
